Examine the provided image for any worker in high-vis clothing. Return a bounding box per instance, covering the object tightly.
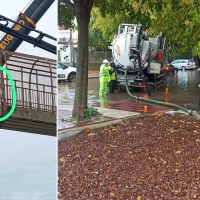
[109,61,124,93]
[109,61,118,93]
[99,59,112,95]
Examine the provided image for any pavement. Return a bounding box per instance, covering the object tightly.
[58,100,177,141]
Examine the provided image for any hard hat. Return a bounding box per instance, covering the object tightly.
[103,59,108,64]
[110,61,114,64]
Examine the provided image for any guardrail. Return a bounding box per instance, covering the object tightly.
[0,50,56,119]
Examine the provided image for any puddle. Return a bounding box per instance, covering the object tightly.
[58,70,200,122]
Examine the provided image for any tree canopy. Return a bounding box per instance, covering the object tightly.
[59,0,200,56]
[58,0,76,30]
[88,0,200,57]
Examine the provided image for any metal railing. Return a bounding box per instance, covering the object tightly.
[4,83,56,112]
[0,50,56,117]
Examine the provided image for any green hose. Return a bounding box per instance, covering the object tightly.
[124,69,200,118]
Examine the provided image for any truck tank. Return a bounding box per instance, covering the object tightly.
[109,23,167,91]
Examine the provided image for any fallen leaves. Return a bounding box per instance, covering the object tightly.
[152,158,158,162]
[109,192,115,197]
[175,150,182,154]
[136,122,143,125]
[137,196,141,200]
[109,144,118,148]
[59,157,65,162]
[58,113,200,199]
[88,133,96,136]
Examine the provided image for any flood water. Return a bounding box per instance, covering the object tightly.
[58,70,200,110]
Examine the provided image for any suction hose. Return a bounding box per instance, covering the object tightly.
[124,70,200,118]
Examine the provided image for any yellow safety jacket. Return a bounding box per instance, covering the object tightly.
[110,68,117,80]
[99,64,111,82]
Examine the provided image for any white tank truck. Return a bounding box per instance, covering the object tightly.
[109,24,167,93]
[108,24,200,119]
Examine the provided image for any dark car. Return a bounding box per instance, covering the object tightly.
[163,63,178,75]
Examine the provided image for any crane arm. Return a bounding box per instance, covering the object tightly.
[0,0,55,53]
[0,15,56,54]
[0,23,56,54]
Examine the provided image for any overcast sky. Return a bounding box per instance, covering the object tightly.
[0,1,57,199]
[0,129,57,200]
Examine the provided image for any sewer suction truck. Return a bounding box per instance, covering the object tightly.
[109,24,167,95]
[109,23,200,118]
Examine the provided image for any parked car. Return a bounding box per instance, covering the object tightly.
[163,63,178,75]
[58,62,76,82]
[171,59,196,70]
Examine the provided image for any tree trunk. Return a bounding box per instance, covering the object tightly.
[72,0,93,119]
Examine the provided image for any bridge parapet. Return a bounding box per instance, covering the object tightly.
[0,50,56,124]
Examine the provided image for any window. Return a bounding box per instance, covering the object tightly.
[58,63,62,68]
[58,63,67,69]
[180,60,186,63]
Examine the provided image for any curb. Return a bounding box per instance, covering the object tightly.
[58,112,162,142]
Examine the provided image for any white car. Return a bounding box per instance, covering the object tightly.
[171,59,196,70]
[58,63,76,82]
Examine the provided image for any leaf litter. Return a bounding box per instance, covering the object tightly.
[58,113,200,199]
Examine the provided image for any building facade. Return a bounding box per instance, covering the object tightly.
[57,26,78,65]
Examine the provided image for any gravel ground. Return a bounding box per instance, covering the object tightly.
[58,112,200,200]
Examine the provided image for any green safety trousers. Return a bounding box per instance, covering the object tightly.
[99,82,108,95]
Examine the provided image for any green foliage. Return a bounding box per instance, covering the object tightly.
[91,0,200,56]
[90,4,151,43]
[58,0,76,30]
[58,0,200,56]
[89,28,110,50]
[60,107,101,123]
[168,48,193,62]
[150,0,200,55]
[89,16,110,50]
[84,107,101,119]
[61,117,80,123]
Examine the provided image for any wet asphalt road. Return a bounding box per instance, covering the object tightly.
[58,69,200,109]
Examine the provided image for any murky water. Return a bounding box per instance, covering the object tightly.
[58,70,200,109]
